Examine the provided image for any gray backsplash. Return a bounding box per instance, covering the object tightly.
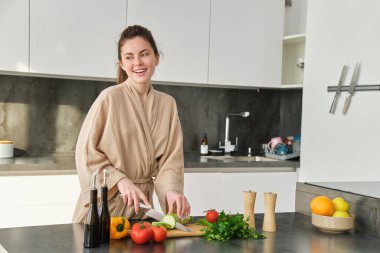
[0,74,302,155]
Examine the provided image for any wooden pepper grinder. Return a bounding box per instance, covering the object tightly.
[262,192,277,232]
[243,191,256,228]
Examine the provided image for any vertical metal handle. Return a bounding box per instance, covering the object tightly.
[329,94,339,114]
[342,95,352,115]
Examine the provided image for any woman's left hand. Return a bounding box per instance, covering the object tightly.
[166,190,191,219]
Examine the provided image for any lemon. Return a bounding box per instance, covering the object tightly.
[332,197,350,212]
[332,210,350,218]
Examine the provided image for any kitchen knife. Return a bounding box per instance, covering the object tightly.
[139,203,193,232]
[329,65,348,114]
[342,62,360,115]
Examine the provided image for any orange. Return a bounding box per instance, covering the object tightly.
[310,196,335,216]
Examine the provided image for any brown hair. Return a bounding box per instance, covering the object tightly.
[117,25,159,84]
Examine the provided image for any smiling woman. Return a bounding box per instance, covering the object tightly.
[119,37,159,98]
[73,25,191,223]
[117,25,160,85]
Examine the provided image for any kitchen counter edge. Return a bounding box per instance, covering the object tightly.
[0,154,299,176]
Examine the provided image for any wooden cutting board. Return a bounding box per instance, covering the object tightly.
[166,224,205,238]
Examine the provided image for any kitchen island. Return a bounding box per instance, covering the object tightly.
[0,213,378,253]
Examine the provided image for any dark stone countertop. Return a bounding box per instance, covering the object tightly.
[0,213,378,253]
[0,153,299,176]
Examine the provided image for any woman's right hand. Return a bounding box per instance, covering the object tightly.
[117,177,150,214]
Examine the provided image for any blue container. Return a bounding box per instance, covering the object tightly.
[293,133,301,142]
[274,143,290,155]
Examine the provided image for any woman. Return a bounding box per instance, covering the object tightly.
[73,25,190,222]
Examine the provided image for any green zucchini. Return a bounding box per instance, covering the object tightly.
[168,213,193,225]
[152,221,173,229]
[162,214,176,229]
[179,216,193,225]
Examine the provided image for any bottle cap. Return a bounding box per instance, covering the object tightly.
[91,172,97,190]
[103,169,110,187]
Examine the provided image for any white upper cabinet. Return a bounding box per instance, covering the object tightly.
[208,0,284,87]
[0,0,29,72]
[30,0,127,79]
[127,0,210,84]
[284,0,307,36]
[2,1,291,87]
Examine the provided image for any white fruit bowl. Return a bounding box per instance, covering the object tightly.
[311,213,354,233]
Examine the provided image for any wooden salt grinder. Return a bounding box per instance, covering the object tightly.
[262,192,277,232]
[243,191,256,229]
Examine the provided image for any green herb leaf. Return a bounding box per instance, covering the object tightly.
[196,210,266,241]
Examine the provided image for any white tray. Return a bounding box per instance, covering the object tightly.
[265,151,300,160]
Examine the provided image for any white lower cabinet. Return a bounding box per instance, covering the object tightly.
[183,173,223,216]
[153,171,297,216]
[153,173,223,216]
[1,171,296,228]
[222,172,297,214]
[0,175,80,228]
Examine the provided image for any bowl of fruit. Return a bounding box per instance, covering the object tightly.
[310,196,354,233]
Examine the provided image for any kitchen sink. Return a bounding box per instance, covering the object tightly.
[206,155,279,162]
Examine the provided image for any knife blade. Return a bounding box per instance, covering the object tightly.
[139,203,193,232]
[329,65,348,114]
[342,62,360,115]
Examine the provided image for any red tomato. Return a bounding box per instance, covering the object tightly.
[206,210,219,223]
[132,222,151,231]
[131,222,153,244]
[151,226,167,243]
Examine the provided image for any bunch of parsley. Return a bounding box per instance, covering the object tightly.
[196,210,266,241]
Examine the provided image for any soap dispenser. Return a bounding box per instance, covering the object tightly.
[200,133,209,155]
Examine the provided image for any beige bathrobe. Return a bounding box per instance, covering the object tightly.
[72,79,184,223]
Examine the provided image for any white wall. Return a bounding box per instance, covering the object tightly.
[300,0,380,182]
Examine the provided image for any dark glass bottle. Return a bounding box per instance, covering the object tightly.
[99,185,110,243]
[83,175,100,248]
[200,133,209,155]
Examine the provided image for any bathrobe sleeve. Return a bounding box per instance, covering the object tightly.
[75,92,126,206]
[154,98,185,213]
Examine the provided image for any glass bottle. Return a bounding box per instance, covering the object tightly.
[84,173,100,248]
[99,170,110,244]
[200,133,209,155]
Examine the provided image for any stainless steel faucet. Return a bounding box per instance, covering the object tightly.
[219,111,250,155]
